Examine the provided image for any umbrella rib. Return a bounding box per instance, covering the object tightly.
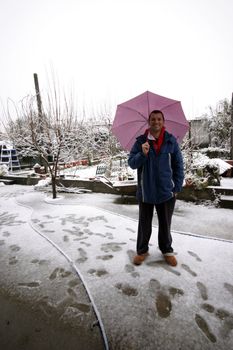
[162,101,181,110]
[162,101,186,116]
[165,119,189,127]
[113,120,146,129]
[117,106,148,120]
[146,91,149,118]
[162,101,189,126]
[125,124,147,150]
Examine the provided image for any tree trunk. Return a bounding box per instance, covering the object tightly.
[51,175,57,199]
[231,92,233,160]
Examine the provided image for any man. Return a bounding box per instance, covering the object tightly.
[128,110,184,267]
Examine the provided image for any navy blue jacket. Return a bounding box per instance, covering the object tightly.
[128,131,184,204]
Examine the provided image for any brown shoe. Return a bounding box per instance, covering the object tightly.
[164,254,177,267]
[133,252,149,265]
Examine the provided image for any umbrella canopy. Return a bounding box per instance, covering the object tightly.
[112,91,189,151]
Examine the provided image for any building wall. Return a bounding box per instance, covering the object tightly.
[190,118,210,147]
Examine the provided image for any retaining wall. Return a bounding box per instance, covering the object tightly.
[0,175,216,201]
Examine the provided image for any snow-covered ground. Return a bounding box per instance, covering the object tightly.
[37,175,233,241]
[59,163,137,184]
[0,184,233,350]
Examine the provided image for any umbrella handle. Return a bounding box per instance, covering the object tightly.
[142,140,150,156]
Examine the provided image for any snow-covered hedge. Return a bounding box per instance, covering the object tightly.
[200,147,230,159]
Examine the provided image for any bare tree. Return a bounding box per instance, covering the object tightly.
[2,84,83,199]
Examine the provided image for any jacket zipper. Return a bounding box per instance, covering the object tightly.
[168,153,175,188]
[141,166,145,202]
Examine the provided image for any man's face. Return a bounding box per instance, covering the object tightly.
[149,112,164,133]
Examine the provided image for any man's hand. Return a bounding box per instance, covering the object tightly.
[142,141,150,155]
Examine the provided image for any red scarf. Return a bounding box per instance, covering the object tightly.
[145,127,165,154]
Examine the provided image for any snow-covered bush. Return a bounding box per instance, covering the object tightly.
[184,152,231,189]
[193,153,231,175]
[0,164,9,176]
[34,178,51,191]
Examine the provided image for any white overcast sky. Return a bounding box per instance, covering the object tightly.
[0,0,233,119]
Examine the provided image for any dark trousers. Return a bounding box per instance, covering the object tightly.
[137,197,176,255]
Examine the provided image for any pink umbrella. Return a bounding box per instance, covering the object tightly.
[112,90,189,151]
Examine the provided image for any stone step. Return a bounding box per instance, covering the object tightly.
[208,185,233,209]
[0,179,15,185]
[219,195,233,209]
[208,186,233,196]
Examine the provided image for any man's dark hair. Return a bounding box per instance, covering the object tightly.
[149,110,165,121]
